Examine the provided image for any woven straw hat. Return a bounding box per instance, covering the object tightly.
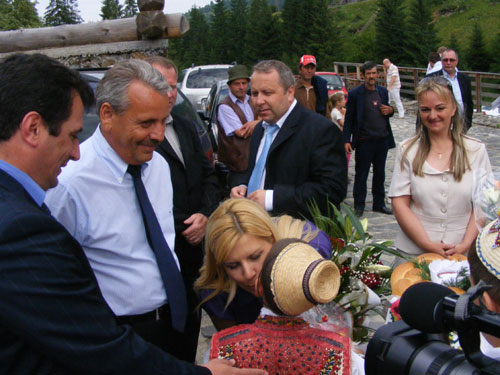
[261,238,340,316]
[476,218,500,279]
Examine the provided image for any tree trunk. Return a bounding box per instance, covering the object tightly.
[0,14,188,53]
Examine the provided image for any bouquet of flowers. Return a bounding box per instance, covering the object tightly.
[309,201,402,342]
[473,169,500,229]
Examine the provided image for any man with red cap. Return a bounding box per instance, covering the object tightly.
[294,55,330,119]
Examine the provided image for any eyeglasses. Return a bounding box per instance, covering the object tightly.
[442,58,457,63]
[418,76,453,91]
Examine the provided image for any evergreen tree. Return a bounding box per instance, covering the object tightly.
[122,0,138,18]
[44,0,82,26]
[375,0,411,65]
[245,0,281,64]
[490,32,500,73]
[182,7,211,66]
[210,0,231,63]
[466,22,491,72]
[448,33,461,58]
[405,0,438,66]
[0,0,41,30]
[280,0,304,66]
[227,0,248,64]
[101,0,122,20]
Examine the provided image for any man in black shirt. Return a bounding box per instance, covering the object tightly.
[343,61,395,217]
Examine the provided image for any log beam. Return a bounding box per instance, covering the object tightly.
[0,14,189,54]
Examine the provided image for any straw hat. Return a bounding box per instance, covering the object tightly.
[476,218,500,279]
[261,238,340,316]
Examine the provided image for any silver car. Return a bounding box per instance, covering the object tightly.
[179,64,233,111]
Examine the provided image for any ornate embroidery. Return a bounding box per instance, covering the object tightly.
[488,218,500,248]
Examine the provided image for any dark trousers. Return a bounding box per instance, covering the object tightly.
[353,137,389,209]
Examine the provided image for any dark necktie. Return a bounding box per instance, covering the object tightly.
[127,164,187,332]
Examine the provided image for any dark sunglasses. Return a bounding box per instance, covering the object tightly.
[442,58,457,63]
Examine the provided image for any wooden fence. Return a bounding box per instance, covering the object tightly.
[333,62,500,111]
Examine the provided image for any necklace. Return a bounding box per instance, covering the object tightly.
[438,153,443,160]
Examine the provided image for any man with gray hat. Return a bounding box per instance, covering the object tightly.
[217,65,259,175]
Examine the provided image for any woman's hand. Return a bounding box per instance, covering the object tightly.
[421,241,455,257]
[444,242,469,256]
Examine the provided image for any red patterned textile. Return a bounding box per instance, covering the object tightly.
[210,315,351,375]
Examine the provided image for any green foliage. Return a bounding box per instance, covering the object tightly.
[375,0,412,65]
[0,0,41,31]
[490,33,500,73]
[465,22,491,72]
[227,0,249,64]
[405,0,438,66]
[100,0,122,20]
[122,0,138,18]
[44,0,82,26]
[179,7,211,67]
[245,0,281,64]
[209,0,231,63]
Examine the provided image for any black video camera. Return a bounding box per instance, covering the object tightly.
[365,281,500,375]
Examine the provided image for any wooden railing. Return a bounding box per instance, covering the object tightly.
[333,62,500,111]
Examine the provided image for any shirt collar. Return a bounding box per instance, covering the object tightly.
[0,159,45,206]
[228,91,250,105]
[443,68,459,80]
[94,126,151,183]
[263,99,297,129]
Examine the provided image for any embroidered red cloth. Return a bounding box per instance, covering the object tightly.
[210,315,351,375]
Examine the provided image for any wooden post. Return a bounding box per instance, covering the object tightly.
[0,14,188,53]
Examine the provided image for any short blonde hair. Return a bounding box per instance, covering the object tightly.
[195,198,315,307]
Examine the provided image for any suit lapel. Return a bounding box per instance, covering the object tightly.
[269,105,300,154]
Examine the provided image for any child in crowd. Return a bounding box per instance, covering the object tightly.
[328,92,346,131]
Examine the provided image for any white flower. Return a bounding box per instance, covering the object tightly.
[365,264,392,275]
[484,187,500,205]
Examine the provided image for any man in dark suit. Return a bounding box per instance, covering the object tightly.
[426,48,473,130]
[0,53,266,375]
[230,60,347,220]
[149,57,221,362]
[343,61,395,218]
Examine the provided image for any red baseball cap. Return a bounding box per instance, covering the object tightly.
[299,55,316,66]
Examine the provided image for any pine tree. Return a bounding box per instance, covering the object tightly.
[245,0,280,65]
[183,7,211,66]
[101,0,122,20]
[122,0,138,18]
[210,0,231,63]
[448,33,460,56]
[280,0,305,66]
[44,0,82,26]
[0,0,41,30]
[490,32,500,73]
[405,0,438,66]
[375,0,411,65]
[466,22,491,72]
[227,0,248,64]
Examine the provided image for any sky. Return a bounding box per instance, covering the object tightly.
[35,0,213,22]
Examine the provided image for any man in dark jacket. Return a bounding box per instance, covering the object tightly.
[343,61,395,218]
[426,48,473,130]
[294,55,330,119]
[149,57,221,363]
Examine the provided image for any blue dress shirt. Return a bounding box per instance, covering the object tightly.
[217,92,255,136]
[0,160,45,206]
[45,127,177,316]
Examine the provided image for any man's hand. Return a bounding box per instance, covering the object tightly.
[379,104,393,116]
[247,190,266,208]
[182,213,208,245]
[234,120,259,139]
[203,358,268,375]
[230,185,247,198]
[344,143,353,153]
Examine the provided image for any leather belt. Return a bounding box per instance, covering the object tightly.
[116,304,170,325]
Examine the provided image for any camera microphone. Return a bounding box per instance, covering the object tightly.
[399,282,500,337]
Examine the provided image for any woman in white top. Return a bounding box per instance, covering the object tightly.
[389,77,492,257]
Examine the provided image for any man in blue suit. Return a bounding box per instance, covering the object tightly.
[0,53,265,375]
[343,61,396,217]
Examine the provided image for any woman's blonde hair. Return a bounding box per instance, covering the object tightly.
[326,92,345,114]
[401,77,470,181]
[194,198,316,307]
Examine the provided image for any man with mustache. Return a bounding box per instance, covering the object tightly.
[343,60,395,218]
[46,60,189,359]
